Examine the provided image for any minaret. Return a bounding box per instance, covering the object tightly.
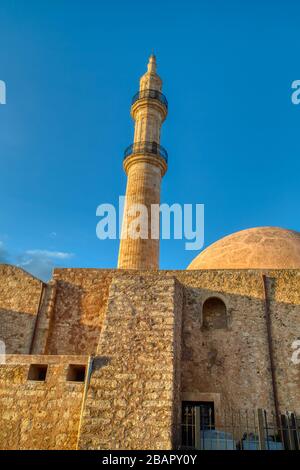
[118,55,168,269]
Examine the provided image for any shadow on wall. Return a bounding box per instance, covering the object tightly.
[44,280,108,355]
[181,281,300,414]
[0,309,38,354]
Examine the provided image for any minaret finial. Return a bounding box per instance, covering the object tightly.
[147,53,156,74]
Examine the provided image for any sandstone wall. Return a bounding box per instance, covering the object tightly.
[0,265,299,450]
[0,265,43,354]
[41,269,114,355]
[78,274,183,450]
[266,271,300,413]
[177,270,300,414]
[0,355,88,449]
[175,270,275,413]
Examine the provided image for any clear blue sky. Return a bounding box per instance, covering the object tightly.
[0,0,299,280]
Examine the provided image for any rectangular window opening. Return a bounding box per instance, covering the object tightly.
[67,364,86,382]
[27,364,48,382]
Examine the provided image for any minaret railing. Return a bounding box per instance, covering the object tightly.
[131,89,168,109]
[124,141,168,164]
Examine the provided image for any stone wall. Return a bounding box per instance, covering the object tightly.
[0,265,43,354]
[78,274,183,450]
[175,270,275,413]
[0,355,88,449]
[0,266,299,450]
[36,269,114,355]
[266,271,300,412]
[174,270,300,414]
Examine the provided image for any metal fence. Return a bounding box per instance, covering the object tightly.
[181,404,300,450]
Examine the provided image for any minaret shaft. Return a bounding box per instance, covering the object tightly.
[133,108,163,144]
[118,56,168,270]
[118,160,162,269]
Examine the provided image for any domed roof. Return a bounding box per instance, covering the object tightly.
[187,226,300,270]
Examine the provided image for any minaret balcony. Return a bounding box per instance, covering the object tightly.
[131,89,168,110]
[124,141,168,164]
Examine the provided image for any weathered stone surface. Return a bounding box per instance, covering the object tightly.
[78,275,183,450]
[0,266,299,449]
[0,265,43,354]
[0,355,88,449]
[188,227,300,269]
[38,269,114,355]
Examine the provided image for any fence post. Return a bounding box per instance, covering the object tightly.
[257,409,266,450]
[281,413,291,450]
[195,407,201,450]
[284,412,298,450]
[293,412,300,450]
[287,413,296,450]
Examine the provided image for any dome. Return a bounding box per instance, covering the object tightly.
[187,226,300,270]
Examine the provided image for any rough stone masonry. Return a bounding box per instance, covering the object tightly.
[0,264,299,449]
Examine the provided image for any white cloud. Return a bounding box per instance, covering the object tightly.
[18,249,74,281]
[0,241,75,281]
[19,255,54,281]
[25,249,74,260]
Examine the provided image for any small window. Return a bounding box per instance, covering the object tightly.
[202,297,227,329]
[182,401,215,430]
[28,364,48,381]
[182,401,215,447]
[67,364,86,382]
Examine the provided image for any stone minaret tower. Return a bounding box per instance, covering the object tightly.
[118,55,168,269]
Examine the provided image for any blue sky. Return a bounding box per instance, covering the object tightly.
[0,0,299,280]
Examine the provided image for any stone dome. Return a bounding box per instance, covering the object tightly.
[187,226,300,270]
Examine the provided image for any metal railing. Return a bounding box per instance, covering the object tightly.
[124,141,168,164]
[181,405,300,450]
[132,89,168,109]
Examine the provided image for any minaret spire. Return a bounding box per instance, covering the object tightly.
[147,54,157,73]
[118,56,168,270]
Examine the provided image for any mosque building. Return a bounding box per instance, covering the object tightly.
[0,56,299,450]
